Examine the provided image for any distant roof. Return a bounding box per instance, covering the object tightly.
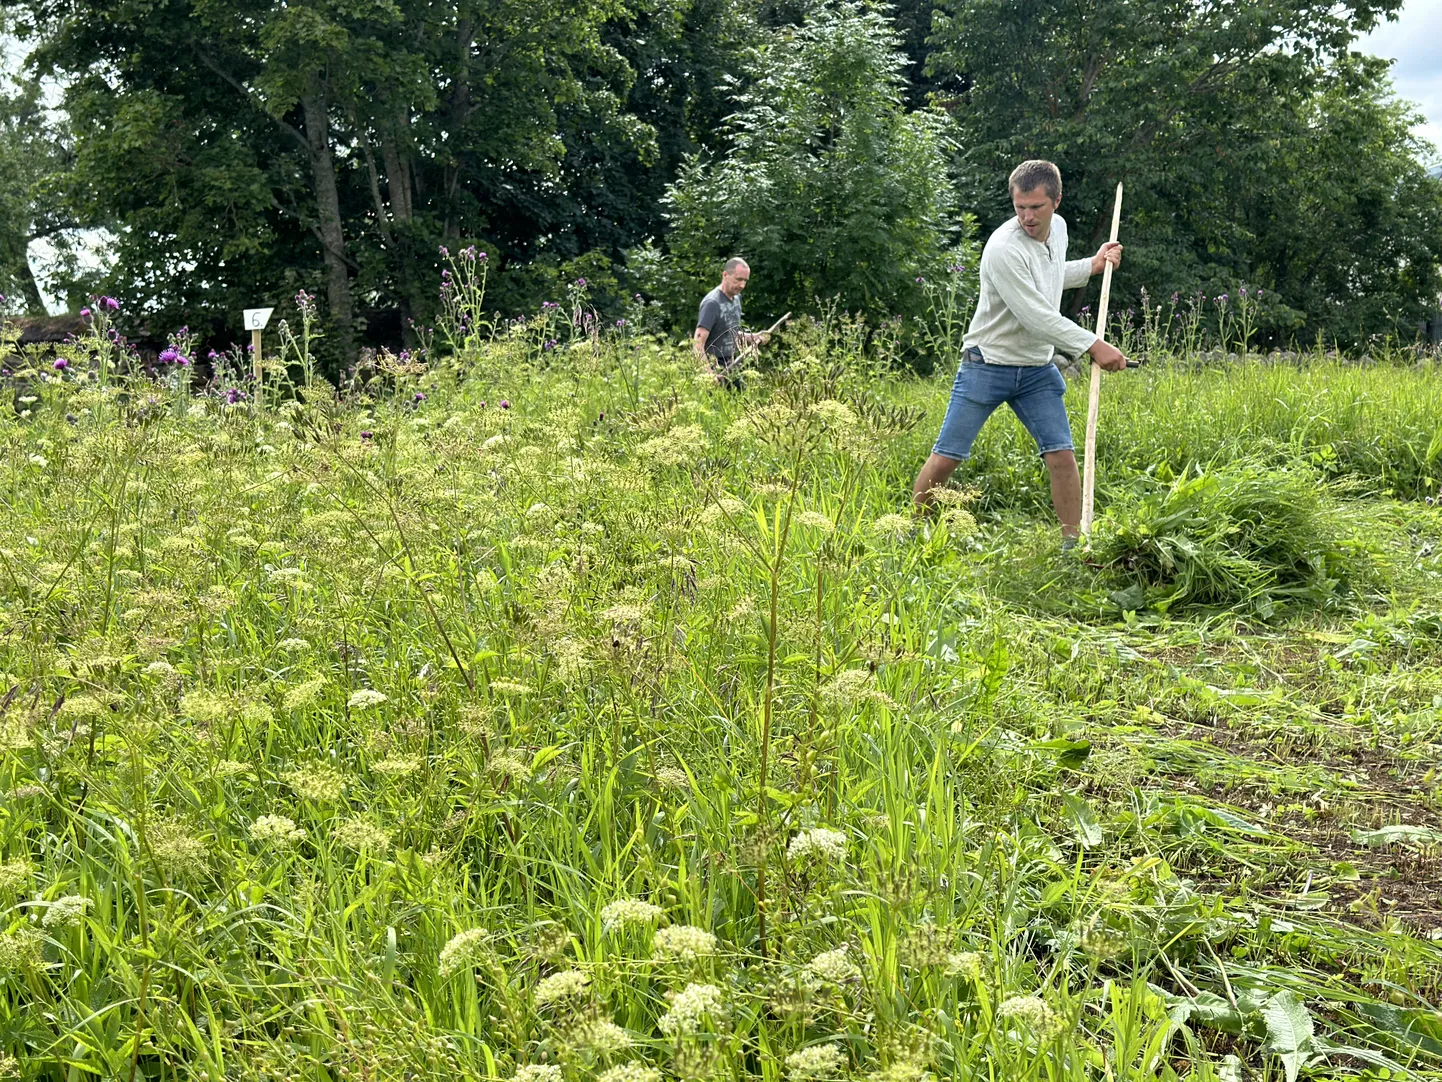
[13,315,86,344]
[1431,162,1442,180]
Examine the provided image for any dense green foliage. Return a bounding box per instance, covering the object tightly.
[0,300,1440,1076]
[2,0,1440,354]
[1088,461,1375,617]
[928,0,1442,345]
[655,2,967,325]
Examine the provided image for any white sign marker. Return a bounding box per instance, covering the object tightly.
[243,307,274,330]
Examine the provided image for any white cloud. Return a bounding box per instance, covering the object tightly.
[1355,0,1442,159]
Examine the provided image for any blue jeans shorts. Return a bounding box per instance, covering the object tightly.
[931,347,1073,461]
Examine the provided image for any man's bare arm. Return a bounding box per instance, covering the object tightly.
[693,327,710,359]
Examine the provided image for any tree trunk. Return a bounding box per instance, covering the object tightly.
[442,19,475,243]
[301,77,354,356]
[379,110,429,339]
[15,247,47,316]
[381,116,412,224]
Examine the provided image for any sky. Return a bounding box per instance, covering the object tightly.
[6,3,1442,314]
[1356,0,1442,155]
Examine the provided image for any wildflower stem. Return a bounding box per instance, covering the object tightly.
[755,443,805,958]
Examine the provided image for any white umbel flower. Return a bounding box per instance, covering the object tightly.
[652,925,718,962]
[786,1043,846,1079]
[807,945,860,983]
[658,982,726,1035]
[534,969,590,1008]
[601,898,664,932]
[787,828,847,868]
[998,994,1065,1041]
[596,1065,661,1082]
[438,928,489,979]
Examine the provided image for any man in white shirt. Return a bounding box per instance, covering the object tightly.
[913,160,1128,546]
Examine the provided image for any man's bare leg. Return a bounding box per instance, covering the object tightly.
[1043,449,1081,540]
[913,453,962,513]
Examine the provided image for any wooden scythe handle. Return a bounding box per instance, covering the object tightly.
[1080,182,1123,537]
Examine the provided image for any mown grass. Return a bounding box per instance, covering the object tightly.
[0,328,1438,1081]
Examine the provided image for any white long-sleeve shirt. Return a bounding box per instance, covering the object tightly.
[962,215,1098,366]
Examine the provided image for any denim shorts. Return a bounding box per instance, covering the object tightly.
[931,348,1073,461]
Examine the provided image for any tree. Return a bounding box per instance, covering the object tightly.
[659,0,967,327]
[926,0,1442,344]
[0,67,80,315]
[7,0,663,355]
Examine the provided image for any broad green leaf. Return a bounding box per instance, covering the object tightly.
[1062,793,1103,848]
[1262,990,1314,1082]
[1350,824,1442,847]
[1031,738,1092,769]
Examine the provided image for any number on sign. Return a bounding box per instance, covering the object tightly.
[243,308,274,330]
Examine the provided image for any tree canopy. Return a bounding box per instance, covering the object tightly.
[657,1,968,327]
[1,0,1438,353]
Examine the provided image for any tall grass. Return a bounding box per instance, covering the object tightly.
[909,358,1442,511]
[0,326,1436,1079]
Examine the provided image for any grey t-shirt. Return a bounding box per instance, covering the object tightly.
[697,286,742,363]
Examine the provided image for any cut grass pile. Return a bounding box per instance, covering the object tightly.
[1089,461,1378,617]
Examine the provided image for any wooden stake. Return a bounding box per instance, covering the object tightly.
[251,327,263,388]
[1080,182,1123,537]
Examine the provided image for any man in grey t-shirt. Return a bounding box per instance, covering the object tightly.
[694,257,771,379]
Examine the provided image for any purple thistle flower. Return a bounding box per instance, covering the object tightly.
[462,246,477,261]
[439,245,449,258]
[479,400,486,408]
[413,392,426,403]
[575,278,587,288]
[615,318,627,327]
[225,388,243,404]
[360,430,373,440]
[80,307,92,318]
[499,399,510,409]
[478,251,487,261]
[207,350,218,360]
[54,358,69,371]
[915,276,924,283]
[101,296,119,311]
[159,348,179,364]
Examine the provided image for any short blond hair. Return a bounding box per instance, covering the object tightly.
[1008,160,1062,201]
